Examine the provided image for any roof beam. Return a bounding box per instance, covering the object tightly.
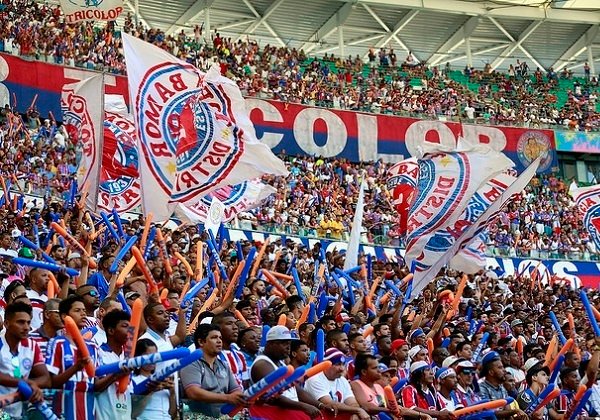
[241,0,287,47]
[428,16,480,66]
[123,0,151,28]
[334,0,600,24]
[301,2,355,53]
[372,9,420,56]
[553,25,599,71]
[165,0,216,36]
[489,18,544,70]
[315,34,385,54]
[445,43,510,64]
[241,0,286,36]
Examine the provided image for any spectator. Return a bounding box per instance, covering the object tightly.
[180,323,245,417]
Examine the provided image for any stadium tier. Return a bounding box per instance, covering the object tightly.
[1,1,600,419]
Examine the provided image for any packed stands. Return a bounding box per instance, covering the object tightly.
[1,0,598,132]
[1,2,600,420]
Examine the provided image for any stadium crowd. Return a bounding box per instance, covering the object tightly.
[0,0,599,131]
[0,159,599,419]
[1,2,600,420]
[0,102,597,261]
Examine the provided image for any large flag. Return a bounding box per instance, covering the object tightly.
[61,74,104,212]
[448,235,487,274]
[405,143,513,273]
[176,181,276,224]
[98,96,141,213]
[344,180,366,270]
[122,33,288,221]
[408,169,515,279]
[572,184,600,251]
[60,0,124,24]
[409,157,541,299]
[387,157,418,236]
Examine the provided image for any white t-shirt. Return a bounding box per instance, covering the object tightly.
[305,371,354,403]
[465,106,475,120]
[139,329,178,401]
[132,374,171,419]
[95,345,132,420]
[26,289,47,331]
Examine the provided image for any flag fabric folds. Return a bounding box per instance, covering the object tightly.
[175,181,276,224]
[122,33,287,221]
[572,184,600,252]
[61,74,103,212]
[344,180,366,270]
[405,144,514,275]
[386,157,418,236]
[409,157,541,299]
[98,96,141,213]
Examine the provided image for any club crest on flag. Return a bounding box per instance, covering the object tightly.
[572,185,600,251]
[172,94,244,201]
[136,61,203,194]
[99,111,141,212]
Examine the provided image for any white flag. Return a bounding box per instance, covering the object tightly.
[571,184,600,251]
[98,96,141,213]
[409,157,541,299]
[60,0,124,23]
[405,142,513,272]
[176,181,276,224]
[203,197,225,237]
[344,180,365,270]
[122,33,287,221]
[61,74,104,212]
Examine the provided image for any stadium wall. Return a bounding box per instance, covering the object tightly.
[0,53,572,173]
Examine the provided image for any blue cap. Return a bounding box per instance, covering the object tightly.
[409,328,425,341]
[481,351,500,366]
[435,367,456,380]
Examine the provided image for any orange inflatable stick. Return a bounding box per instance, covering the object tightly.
[118,298,143,394]
[115,257,136,289]
[131,246,158,294]
[174,252,194,277]
[64,316,95,377]
[139,213,153,250]
[454,400,508,417]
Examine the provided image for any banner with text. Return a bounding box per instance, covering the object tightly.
[59,0,124,23]
[0,53,557,172]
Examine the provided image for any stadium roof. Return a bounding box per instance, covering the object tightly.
[101,0,600,72]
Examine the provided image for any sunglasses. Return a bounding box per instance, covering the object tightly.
[461,370,475,375]
[83,290,98,297]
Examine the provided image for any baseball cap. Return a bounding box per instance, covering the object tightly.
[409,328,425,341]
[456,360,475,374]
[67,252,82,261]
[391,339,408,353]
[18,247,35,259]
[125,291,140,299]
[435,367,456,381]
[481,351,501,366]
[408,345,423,359]
[378,363,397,375]
[511,319,523,328]
[336,312,351,323]
[266,325,292,342]
[524,357,550,377]
[442,356,459,368]
[410,361,430,374]
[324,348,346,365]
